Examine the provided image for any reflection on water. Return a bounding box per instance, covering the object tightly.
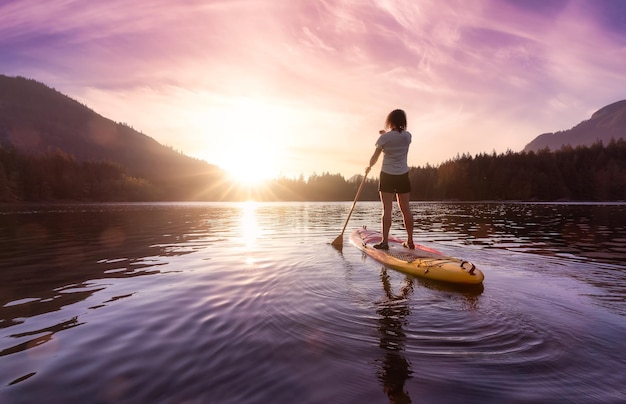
[240,201,261,250]
[376,269,414,403]
[414,202,626,265]
[0,204,212,325]
[409,202,626,313]
[0,202,624,403]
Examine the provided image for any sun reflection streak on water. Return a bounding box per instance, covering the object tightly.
[240,201,260,247]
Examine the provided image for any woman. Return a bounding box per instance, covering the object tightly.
[367,109,414,250]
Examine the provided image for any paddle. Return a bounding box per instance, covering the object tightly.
[331,168,370,249]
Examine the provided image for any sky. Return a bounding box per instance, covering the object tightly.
[1,0,626,181]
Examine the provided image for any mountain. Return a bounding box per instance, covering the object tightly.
[0,74,224,200]
[523,100,626,152]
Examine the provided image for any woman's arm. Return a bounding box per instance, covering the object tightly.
[368,147,383,172]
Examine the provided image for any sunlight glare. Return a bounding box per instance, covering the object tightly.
[226,141,280,185]
[240,201,261,248]
[208,98,287,186]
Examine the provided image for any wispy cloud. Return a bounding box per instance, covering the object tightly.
[1,0,625,177]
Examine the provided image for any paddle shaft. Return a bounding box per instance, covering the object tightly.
[336,170,369,241]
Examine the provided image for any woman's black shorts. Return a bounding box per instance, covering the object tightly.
[379,171,411,194]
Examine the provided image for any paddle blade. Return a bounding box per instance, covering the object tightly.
[331,234,343,249]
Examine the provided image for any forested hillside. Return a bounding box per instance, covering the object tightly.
[2,140,625,202]
[266,140,626,202]
[0,147,159,202]
[409,140,626,201]
[0,75,223,199]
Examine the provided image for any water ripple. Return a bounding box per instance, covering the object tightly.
[0,202,624,403]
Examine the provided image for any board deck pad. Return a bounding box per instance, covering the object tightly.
[350,227,484,284]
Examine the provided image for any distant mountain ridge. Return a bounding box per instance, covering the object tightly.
[2,74,624,202]
[0,74,222,199]
[523,100,626,152]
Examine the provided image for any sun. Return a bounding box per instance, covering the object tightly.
[211,100,290,186]
[216,137,283,186]
[228,167,268,186]
[199,96,293,187]
[225,150,276,186]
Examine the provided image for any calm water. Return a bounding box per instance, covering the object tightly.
[0,202,624,403]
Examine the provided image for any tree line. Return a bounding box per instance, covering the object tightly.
[1,139,625,202]
[410,139,626,201]
[236,139,626,202]
[0,147,161,202]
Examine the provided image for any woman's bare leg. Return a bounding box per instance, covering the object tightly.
[396,192,414,244]
[380,191,394,243]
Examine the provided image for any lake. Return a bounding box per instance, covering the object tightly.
[0,202,625,403]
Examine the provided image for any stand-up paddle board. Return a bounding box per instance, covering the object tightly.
[350,227,484,284]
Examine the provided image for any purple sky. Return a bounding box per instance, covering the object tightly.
[2,0,625,180]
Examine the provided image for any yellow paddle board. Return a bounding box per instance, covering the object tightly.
[350,227,484,285]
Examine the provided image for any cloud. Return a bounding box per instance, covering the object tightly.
[2,0,626,177]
